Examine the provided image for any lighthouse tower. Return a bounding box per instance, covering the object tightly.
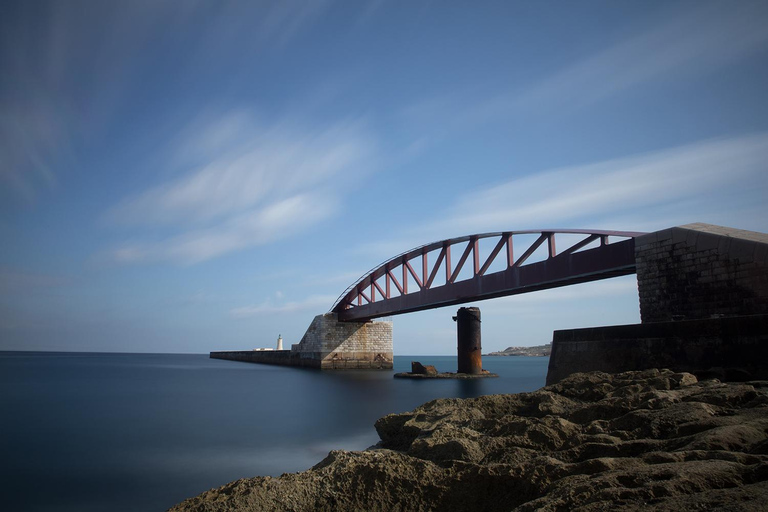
[276,334,283,351]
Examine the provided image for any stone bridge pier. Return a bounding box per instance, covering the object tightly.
[290,313,393,369]
[211,313,393,370]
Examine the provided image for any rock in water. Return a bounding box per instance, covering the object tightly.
[411,361,438,376]
[168,369,768,511]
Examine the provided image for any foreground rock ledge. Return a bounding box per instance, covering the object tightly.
[169,369,768,511]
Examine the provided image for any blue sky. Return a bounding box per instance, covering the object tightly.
[1,0,767,355]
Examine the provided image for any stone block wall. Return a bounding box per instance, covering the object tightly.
[292,313,393,369]
[547,223,768,385]
[635,223,768,323]
[211,313,393,370]
[210,350,320,368]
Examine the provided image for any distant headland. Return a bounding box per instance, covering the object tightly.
[485,343,551,357]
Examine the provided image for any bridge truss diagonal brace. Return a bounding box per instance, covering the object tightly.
[336,237,638,322]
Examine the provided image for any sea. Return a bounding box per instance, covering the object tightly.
[0,352,549,512]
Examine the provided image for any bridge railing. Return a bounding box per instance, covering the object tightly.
[331,229,645,322]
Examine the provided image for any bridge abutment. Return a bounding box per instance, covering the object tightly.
[211,313,393,370]
[291,313,393,369]
[547,223,768,384]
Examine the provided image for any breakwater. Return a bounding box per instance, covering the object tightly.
[212,313,393,370]
[211,349,315,367]
[210,348,392,369]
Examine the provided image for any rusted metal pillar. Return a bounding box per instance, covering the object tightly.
[454,307,482,374]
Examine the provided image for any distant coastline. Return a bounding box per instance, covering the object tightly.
[485,343,551,357]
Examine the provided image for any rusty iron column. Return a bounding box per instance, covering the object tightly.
[454,307,482,374]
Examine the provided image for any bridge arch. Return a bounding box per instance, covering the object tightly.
[331,229,645,322]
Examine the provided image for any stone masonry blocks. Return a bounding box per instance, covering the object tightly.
[546,223,768,385]
[635,223,768,323]
[292,313,393,369]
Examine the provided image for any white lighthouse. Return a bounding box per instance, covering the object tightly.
[276,334,283,351]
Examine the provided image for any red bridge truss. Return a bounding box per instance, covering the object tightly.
[331,229,646,322]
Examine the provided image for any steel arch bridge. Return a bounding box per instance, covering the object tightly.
[331,229,645,322]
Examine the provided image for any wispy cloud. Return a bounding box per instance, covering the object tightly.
[105,110,375,264]
[398,2,768,136]
[481,1,768,118]
[110,192,339,265]
[482,277,638,310]
[442,133,768,233]
[0,98,70,205]
[230,294,337,318]
[255,0,333,47]
[0,1,335,207]
[304,270,369,288]
[175,290,216,306]
[108,113,372,226]
[357,133,768,256]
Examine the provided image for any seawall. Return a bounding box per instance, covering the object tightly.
[546,314,768,384]
[211,313,393,370]
[210,349,393,369]
[210,350,322,368]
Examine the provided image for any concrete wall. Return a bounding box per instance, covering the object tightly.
[636,223,768,322]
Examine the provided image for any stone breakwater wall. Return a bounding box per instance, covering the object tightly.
[210,350,322,368]
[291,313,393,369]
[212,313,393,370]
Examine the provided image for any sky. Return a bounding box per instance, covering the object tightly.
[1,0,767,355]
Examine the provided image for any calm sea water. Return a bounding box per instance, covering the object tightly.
[0,352,548,511]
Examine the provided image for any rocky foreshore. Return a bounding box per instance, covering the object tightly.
[169,369,768,511]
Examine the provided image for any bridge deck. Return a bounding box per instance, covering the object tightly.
[333,230,642,322]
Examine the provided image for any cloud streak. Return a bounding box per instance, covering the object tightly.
[105,111,375,264]
[0,98,69,204]
[230,294,337,318]
[444,133,768,233]
[108,113,373,226]
[357,132,768,257]
[484,1,768,117]
[0,1,335,206]
[482,277,638,310]
[398,1,768,136]
[110,192,338,265]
